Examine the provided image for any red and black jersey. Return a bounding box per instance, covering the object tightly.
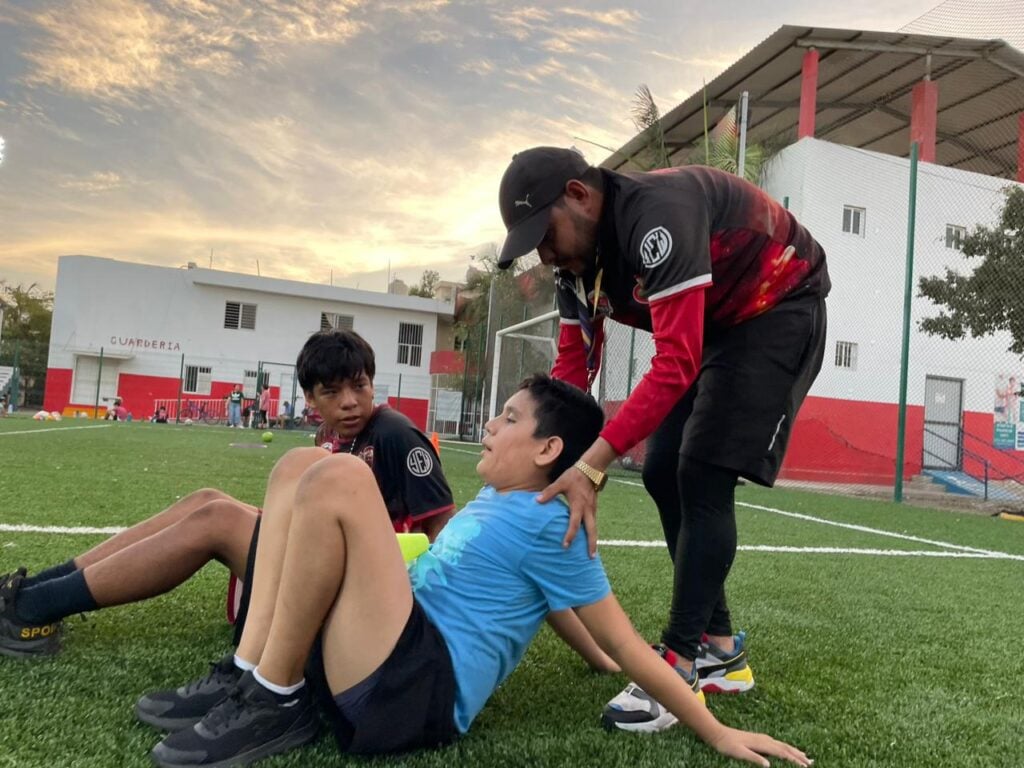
[553,166,830,454]
[314,405,454,533]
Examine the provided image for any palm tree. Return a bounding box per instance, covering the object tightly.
[629,84,771,183]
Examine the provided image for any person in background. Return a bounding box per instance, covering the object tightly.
[258,386,271,429]
[275,401,294,429]
[226,385,243,428]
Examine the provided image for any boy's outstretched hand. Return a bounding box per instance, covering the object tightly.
[709,727,813,767]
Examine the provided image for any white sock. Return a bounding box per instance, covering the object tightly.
[253,666,305,696]
[233,655,256,672]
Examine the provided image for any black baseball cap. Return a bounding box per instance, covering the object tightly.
[497,146,590,269]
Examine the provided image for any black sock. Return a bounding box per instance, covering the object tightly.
[15,569,97,625]
[22,559,77,588]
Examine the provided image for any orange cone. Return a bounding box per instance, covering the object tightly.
[431,432,441,456]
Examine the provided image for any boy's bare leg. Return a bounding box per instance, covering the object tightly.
[11,494,259,629]
[82,499,258,606]
[254,454,412,691]
[74,489,253,570]
[235,447,331,664]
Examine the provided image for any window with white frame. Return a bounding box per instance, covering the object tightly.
[835,341,858,370]
[320,312,354,331]
[183,365,213,395]
[224,301,257,330]
[397,323,424,367]
[842,206,866,237]
[945,224,967,250]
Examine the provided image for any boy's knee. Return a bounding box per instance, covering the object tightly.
[295,454,376,508]
[268,447,327,484]
[187,487,232,507]
[188,498,252,534]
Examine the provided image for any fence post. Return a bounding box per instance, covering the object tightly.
[10,340,19,411]
[176,354,185,424]
[626,329,637,395]
[290,371,298,428]
[93,346,105,419]
[895,142,920,503]
[984,461,989,501]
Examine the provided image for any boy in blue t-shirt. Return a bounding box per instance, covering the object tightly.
[150,375,811,768]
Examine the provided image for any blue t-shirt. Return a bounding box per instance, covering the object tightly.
[411,486,611,733]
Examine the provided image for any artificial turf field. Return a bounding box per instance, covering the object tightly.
[0,417,1022,768]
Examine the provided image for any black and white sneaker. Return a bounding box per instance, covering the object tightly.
[136,654,243,731]
[601,644,705,733]
[0,572,62,659]
[150,671,318,768]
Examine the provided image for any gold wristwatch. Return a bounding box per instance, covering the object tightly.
[573,459,608,491]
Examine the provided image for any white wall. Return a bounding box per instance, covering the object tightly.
[764,138,1024,414]
[48,256,452,403]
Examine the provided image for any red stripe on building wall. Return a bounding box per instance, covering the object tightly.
[43,368,73,413]
[780,397,924,484]
[390,398,429,432]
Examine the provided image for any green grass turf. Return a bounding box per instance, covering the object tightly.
[1,417,1022,767]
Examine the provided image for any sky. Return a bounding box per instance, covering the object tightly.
[0,0,951,294]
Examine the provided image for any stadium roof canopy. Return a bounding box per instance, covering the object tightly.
[605,25,1024,180]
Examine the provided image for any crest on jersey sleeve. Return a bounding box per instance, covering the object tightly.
[639,226,673,268]
[407,446,434,477]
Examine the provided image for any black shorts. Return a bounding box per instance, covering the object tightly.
[305,600,458,756]
[231,517,261,645]
[670,295,827,486]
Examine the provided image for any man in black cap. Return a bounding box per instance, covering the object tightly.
[497,146,830,733]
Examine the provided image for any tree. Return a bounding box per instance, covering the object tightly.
[626,84,773,182]
[408,269,440,298]
[0,281,54,406]
[918,186,1024,353]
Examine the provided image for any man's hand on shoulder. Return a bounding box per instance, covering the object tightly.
[536,437,617,558]
[537,466,599,557]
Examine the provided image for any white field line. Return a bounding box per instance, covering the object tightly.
[0,424,112,437]
[608,477,1024,563]
[434,454,1023,562]
[1,524,1016,559]
[438,444,481,456]
[1,523,126,535]
[9,446,1017,563]
[603,540,1016,558]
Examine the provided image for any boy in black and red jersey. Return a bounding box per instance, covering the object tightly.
[497,146,830,732]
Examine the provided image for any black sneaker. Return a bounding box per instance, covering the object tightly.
[0,573,62,658]
[150,671,318,767]
[136,655,243,731]
[0,567,27,589]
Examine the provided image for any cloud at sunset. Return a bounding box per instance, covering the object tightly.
[0,0,946,291]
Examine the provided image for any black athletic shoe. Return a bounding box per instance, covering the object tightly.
[0,573,62,658]
[150,671,318,768]
[0,567,27,590]
[136,655,244,731]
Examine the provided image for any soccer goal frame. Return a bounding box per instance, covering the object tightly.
[488,310,559,422]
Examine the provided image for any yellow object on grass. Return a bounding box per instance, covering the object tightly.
[397,532,430,563]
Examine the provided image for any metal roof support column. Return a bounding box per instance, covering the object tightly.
[798,48,818,139]
[1017,113,1024,183]
[910,79,938,163]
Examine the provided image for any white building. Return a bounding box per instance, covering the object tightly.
[44,256,454,429]
[598,25,1024,486]
[602,137,1024,483]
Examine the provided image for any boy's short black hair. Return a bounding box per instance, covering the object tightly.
[518,373,604,481]
[296,329,376,392]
